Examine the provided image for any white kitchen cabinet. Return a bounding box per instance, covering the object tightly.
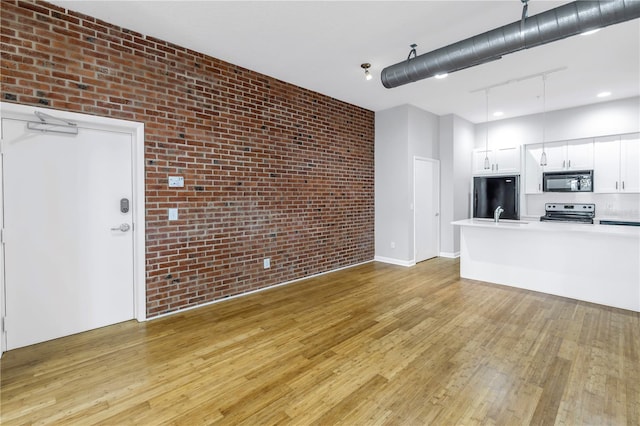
[620,134,640,192]
[541,139,593,171]
[472,149,492,175]
[525,139,594,193]
[494,146,520,173]
[524,144,544,193]
[594,133,640,193]
[541,141,566,171]
[472,146,520,175]
[566,139,594,170]
[594,136,620,192]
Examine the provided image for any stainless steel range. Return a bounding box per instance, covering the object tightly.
[540,203,595,224]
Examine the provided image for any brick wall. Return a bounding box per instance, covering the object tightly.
[0,0,375,317]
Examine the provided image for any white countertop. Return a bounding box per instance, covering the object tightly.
[452,218,640,237]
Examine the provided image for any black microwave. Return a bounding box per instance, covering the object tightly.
[543,170,593,192]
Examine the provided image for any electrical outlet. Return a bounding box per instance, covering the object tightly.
[263,258,271,269]
[390,242,396,249]
[168,208,178,221]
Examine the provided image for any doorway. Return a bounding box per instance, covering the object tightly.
[0,104,146,353]
[414,157,440,263]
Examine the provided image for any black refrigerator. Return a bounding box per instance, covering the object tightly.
[473,175,520,220]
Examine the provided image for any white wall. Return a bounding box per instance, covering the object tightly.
[407,106,440,259]
[474,96,640,149]
[439,116,455,256]
[375,106,410,262]
[375,105,439,265]
[439,114,473,257]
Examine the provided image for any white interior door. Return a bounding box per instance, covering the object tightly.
[2,118,135,350]
[415,158,440,263]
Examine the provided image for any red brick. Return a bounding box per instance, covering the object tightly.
[2,0,374,318]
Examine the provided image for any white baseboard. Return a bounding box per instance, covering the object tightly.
[149,259,374,320]
[374,256,416,267]
[439,251,460,259]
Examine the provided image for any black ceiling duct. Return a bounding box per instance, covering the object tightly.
[381,0,640,89]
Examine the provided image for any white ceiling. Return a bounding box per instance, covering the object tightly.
[48,0,640,123]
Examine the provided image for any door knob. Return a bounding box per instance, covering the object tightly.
[111,223,131,232]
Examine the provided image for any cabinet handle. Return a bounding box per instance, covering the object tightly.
[616,181,618,190]
[496,163,499,171]
[538,183,541,191]
[622,181,625,190]
[563,160,566,168]
[492,164,495,171]
[568,160,571,168]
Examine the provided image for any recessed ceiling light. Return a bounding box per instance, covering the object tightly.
[434,73,448,79]
[597,91,611,98]
[493,111,504,117]
[581,29,601,36]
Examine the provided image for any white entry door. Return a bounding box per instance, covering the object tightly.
[414,158,440,263]
[2,118,135,350]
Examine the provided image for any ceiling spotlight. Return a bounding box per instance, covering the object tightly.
[361,63,373,81]
[597,91,611,98]
[434,73,448,80]
[581,28,601,36]
[493,111,504,117]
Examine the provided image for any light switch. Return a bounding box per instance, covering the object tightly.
[168,176,184,187]
[168,208,178,221]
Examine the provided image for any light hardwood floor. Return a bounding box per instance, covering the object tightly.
[1,258,639,425]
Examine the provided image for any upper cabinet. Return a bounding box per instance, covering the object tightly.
[594,133,640,193]
[620,134,640,193]
[524,144,544,193]
[472,146,520,175]
[541,139,594,172]
[524,139,594,194]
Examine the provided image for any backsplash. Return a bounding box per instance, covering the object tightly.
[525,193,640,219]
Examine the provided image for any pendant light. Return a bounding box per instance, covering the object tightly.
[540,74,548,166]
[484,89,491,169]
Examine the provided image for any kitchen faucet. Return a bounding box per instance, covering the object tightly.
[494,206,504,223]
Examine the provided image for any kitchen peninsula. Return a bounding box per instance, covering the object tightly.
[452,219,640,312]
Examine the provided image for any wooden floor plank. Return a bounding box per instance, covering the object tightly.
[1,258,638,425]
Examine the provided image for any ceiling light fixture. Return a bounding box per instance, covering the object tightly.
[493,111,504,117]
[434,73,448,80]
[597,91,611,98]
[361,63,372,81]
[581,28,601,36]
